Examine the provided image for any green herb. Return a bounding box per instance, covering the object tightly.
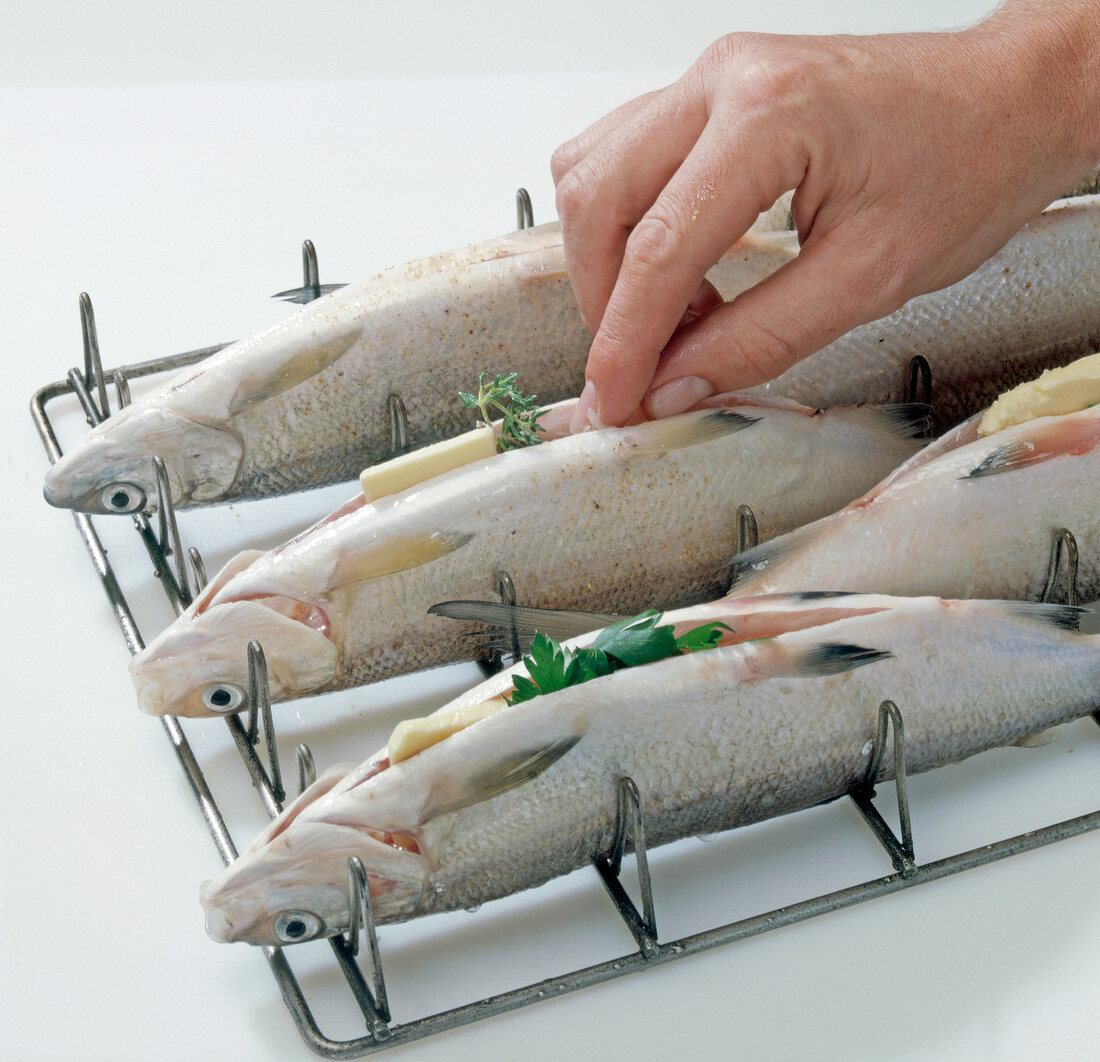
[459,372,547,451]
[505,610,731,706]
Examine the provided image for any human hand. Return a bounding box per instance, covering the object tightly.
[553,5,1100,429]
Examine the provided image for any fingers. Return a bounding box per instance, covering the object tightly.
[553,79,711,336]
[577,108,808,426]
[640,229,905,416]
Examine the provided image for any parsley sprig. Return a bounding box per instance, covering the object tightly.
[459,372,547,451]
[505,610,731,706]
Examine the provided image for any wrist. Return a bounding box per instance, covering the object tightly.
[971,2,1100,182]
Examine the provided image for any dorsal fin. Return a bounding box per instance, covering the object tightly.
[627,408,759,457]
[428,599,623,643]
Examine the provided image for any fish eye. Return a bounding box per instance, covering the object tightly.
[99,482,146,514]
[274,911,323,943]
[201,683,247,714]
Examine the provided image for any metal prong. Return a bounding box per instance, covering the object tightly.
[302,239,320,293]
[387,394,410,456]
[736,504,758,555]
[272,240,346,303]
[152,456,193,610]
[907,354,932,409]
[79,292,110,421]
[516,188,534,230]
[495,571,521,663]
[851,700,916,877]
[245,641,285,808]
[1040,528,1080,608]
[479,570,519,676]
[346,857,391,1026]
[296,744,317,796]
[188,547,208,594]
[593,776,658,958]
[113,368,132,410]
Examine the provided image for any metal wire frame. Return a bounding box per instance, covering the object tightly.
[30,240,1100,1057]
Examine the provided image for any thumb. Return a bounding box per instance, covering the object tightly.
[641,234,907,415]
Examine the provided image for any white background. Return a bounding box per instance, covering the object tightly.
[5,2,1100,1060]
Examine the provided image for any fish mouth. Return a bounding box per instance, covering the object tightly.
[200,826,429,944]
[129,598,339,717]
[42,407,245,513]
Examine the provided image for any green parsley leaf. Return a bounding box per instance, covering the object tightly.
[503,611,732,706]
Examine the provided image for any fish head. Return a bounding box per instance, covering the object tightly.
[130,597,339,717]
[201,768,429,943]
[43,406,245,514]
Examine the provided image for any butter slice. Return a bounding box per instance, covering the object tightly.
[361,425,497,501]
[978,353,1100,437]
[388,697,508,763]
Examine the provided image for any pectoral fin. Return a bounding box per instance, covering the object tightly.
[228,329,361,414]
[327,530,475,590]
[419,732,583,823]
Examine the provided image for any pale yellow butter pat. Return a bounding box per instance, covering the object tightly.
[361,425,497,501]
[978,352,1100,437]
[388,697,509,763]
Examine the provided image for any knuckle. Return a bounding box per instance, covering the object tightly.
[549,142,577,185]
[735,319,799,381]
[624,212,680,270]
[553,161,597,221]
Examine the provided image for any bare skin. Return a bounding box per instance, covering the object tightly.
[553,1,1100,429]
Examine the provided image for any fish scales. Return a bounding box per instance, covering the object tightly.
[730,404,1100,602]
[130,398,924,716]
[44,196,1100,515]
[200,597,1100,940]
[760,196,1100,431]
[43,220,799,514]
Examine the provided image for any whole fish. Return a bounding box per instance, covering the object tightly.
[199,596,1100,941]
[760,196,1100,430]
[41,220,798,515]
[128,395,926,717]
[43,197,1100,515]
[728,403,1100,601]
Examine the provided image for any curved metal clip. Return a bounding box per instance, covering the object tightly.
[272,239,347,303]
[387,394,410,456]
[736,504,758,554]
[593,776,659,958]
[516,187,534,230]
[151,456,199,610]
[245,641,285,808]
[296,743,317,796]
[851,700,916,877]
[479,569,519,676]
[79,292,111,422]
[345,856,392,1033]
[1040,527,1080,608]
[907,354,932,407]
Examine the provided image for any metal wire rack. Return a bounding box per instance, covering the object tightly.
[31,208,1100,1058]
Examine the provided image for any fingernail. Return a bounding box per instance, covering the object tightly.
[646,376,714,419]
[570,380,599,432]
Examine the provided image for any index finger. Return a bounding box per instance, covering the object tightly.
[585,116,801,425]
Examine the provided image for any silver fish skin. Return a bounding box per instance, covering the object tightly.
[728,403,1100,602]
[759,195,1100,432]
[41,220,798,516]
[199,596,1100,942]
[128,395,926,717]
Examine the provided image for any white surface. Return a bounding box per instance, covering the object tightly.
[5,3,1100,1061]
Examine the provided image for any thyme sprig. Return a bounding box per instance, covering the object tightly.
[505,611,731,706]
[459,372,547,451]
